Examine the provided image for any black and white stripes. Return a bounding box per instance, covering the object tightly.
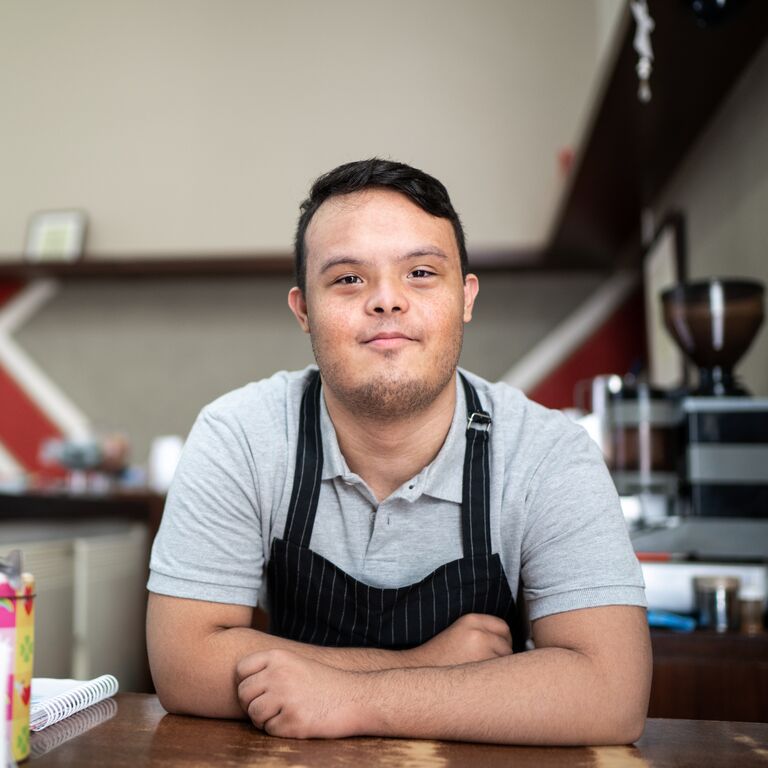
[266,370,516,650]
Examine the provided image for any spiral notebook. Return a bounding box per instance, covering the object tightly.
[30,675,119,732]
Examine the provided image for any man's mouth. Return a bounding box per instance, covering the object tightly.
[363,331,416,349]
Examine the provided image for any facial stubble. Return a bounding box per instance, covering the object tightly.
[310,322,465,423]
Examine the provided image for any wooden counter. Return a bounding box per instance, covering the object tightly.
[6,491,767,721]
[28,693,768,767]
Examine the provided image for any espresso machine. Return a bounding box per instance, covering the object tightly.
[661,278,767,518]
[630,278,768,623]
[575,373,683,526]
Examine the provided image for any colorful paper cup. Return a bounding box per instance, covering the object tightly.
[1,572,35,762]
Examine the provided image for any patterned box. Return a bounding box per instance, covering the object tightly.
[0,572,35,763]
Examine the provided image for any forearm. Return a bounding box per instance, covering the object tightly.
[149,596,517,721]
[223,626,421,672]
[356,647,648,745]
[151,623,418,719]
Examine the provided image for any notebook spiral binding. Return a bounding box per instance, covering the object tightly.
[30,675,119,732]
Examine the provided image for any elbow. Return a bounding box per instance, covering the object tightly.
[588,669,650,745]
[149,653,244,720]
[610,709,647,745]
[148,648,205,717]
[150,666,191,716]
[154,686,185,716]
[152,673,228,718]
[582,703,646,746]
[599,688,650,745]
[600,639,652,745]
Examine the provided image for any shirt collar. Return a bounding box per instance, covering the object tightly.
[418,376,466,503]
[319,374,467,504]
[320,394,353,482]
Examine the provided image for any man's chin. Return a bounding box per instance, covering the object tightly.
[323,369,454,422]
[312,331,463,421]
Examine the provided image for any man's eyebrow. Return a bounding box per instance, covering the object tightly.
[398,247,448,262]
[318,256,367,275]
[318,248,448,275]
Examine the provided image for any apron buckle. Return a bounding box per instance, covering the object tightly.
[467,411,492,433]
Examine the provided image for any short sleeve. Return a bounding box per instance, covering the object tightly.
[520,423,646,621]
[147,407,264,607]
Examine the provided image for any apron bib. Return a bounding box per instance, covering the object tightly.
[266,371,520,651]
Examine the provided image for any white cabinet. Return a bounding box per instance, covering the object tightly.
[2,522,149,692]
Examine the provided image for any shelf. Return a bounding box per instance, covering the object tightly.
[0,255,294,280]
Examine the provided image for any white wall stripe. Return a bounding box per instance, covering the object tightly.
[0,277,91,441]
[502,270,639,392]
[0,279,59,335]
[0,335,91,439]
[0,440,23,477]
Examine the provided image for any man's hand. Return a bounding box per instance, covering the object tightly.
[236,650,363,738]
[404,613,513,667]
[234,613,513,737]
[234,606,650,744]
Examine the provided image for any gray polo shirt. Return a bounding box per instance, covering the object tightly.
[148,366,646,622]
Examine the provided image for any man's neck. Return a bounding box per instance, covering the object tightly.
[322,375,458,503]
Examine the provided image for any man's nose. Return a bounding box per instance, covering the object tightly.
[365,277,409,315]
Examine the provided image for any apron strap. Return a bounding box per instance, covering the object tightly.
[283,370,493,559]
[283,369,323,548]
[460,373,493,559]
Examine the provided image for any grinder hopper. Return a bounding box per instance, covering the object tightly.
[661,278,764,396]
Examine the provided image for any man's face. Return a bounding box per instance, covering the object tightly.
[288,188,479,420]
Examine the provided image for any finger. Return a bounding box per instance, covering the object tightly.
[248,694,282,731]
[263,710,299,739]
[480,627,512,657]
[235,651,271,681]
[491,638,514,657]
[494,623,513,645]
[237,674,268,712]
[478,615,512,642]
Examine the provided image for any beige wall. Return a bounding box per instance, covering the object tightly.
[654,41,768,395]
[0,0,620,257]
[1,1,629,467]
[16,271,603,462]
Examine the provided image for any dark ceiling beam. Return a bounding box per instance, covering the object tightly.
[546,0,768,269]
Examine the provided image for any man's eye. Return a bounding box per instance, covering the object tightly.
[410,269,435,279]
[334,275,362,285]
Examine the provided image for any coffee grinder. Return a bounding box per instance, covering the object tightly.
[661,278,767,518]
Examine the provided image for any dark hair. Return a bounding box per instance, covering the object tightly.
[294,158,468,292]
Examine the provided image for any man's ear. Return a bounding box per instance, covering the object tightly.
[288,287,311,333]
[462,274,479,323]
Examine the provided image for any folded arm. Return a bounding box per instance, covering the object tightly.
[146,593,513,718]
[236,605,652,745]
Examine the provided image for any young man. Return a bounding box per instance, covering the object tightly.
[147,159,651,744]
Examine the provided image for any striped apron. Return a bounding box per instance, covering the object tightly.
[266,370,521,651]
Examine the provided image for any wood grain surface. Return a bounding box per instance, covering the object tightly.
[27,693,768,767]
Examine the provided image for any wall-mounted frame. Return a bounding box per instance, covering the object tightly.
[643,210,689,390]
[25,210,87,262]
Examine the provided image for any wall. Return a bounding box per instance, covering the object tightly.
[0,0,617,256]
[0,1,627,470]
[654,41,768,395]
[15,271,603,462]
